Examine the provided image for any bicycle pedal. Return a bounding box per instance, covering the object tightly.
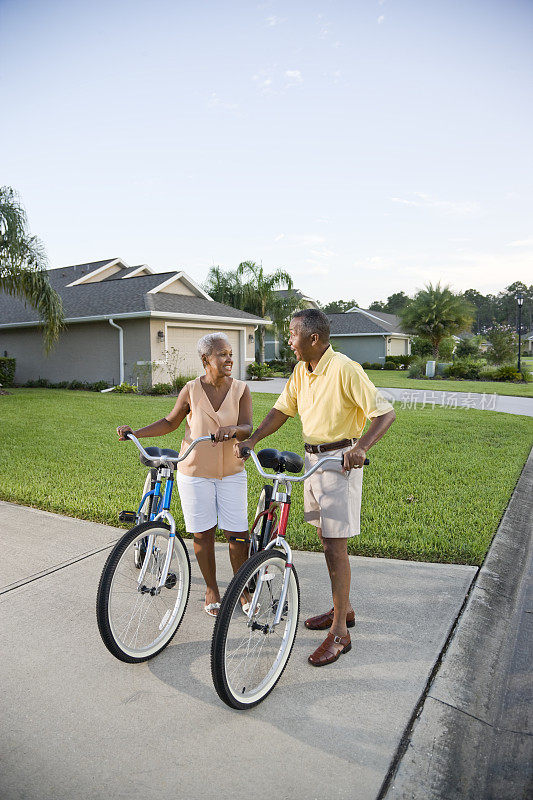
[119,510,137,523]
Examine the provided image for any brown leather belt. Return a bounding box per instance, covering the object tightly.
[304,438,356,454]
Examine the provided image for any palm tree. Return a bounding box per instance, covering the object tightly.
[400,282,474,359]
[203,265,244,308]
[0,187,64,351]
[236,261,293,362]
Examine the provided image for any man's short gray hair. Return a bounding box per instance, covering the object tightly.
[291,309,330,341]
[197,332,230,360]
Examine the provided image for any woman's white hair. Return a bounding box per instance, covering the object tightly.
[197,332,230,360]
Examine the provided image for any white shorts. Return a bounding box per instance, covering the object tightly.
[176,470,248,534]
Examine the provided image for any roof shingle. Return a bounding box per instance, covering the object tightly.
[0,268,265,326]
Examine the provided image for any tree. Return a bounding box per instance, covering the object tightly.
[455,337,481,359]
[236,261,293,362]
[320,299,358,314]
[411,336,433,358]
[369,291,411,315]
[0,187,63,351]
[485,324,517,365]
[203,265,244,308]
[400,283,474,359]
[270,291,306,359]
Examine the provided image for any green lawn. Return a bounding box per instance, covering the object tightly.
[367,370,533,397]
[1,389,532,566]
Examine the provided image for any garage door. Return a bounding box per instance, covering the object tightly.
[165,326,241,378]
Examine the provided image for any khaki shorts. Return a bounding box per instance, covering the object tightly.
[303,446,363,539]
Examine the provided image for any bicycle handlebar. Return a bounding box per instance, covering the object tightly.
[124,432,214,465]
[242,448,369,482]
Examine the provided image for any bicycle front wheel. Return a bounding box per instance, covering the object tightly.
[211,549,299,709]
[96,521,191,663]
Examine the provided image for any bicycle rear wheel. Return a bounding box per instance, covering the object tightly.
[96,521,190,663]
[211,549,299,709]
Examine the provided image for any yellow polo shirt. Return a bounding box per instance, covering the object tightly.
[273,346,394,445]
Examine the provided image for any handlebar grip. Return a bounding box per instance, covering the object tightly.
[241,447,251,457]
[210,433,237,441]
[364,457,369,465]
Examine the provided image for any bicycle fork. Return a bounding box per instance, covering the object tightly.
[246,489,294,631]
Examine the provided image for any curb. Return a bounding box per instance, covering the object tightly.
[379,446,533,800]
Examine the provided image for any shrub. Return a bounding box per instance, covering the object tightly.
[438,337,455,361]
[369,362,383,370]
[67,380,85,390]
[408,360,424,378]
[384,360,398,370]
[383,355,415,368]
[247,362,273,379]
[455,338,481,359]
[0,357,16,386]
[266,358,296,376]
[445,358,482,380]
[85,380,109,392]
[411,337,433,358]
[493,364,521,382]
[112,382,138,393]
[520,364,532,383]
[149,382,173,395]
[52,381,70,389]
[171,375,194,393]
[361,361,372,369]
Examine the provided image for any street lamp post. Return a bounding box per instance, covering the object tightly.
[517,292,524,374]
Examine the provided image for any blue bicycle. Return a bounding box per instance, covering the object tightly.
[96,433,211,663]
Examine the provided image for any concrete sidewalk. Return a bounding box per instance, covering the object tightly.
[0,501,475,800]
[247,379,533,416]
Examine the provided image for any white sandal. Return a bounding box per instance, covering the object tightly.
[204,602,221,617]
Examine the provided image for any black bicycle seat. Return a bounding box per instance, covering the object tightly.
[257,448,304,474]
[139,447,181,468]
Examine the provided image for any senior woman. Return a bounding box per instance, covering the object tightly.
[117,332,253,617]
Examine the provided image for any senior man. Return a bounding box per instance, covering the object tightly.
[235,308,396,667]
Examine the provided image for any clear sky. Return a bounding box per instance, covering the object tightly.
[2,0,532,306]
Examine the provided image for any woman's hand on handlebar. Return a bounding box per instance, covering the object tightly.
[212,426,238,444]
[343,445,367,472]
[117,425,133,441]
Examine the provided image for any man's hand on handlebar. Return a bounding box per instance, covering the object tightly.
[117,425,133,441]
[343,445,367,472]
[234,438,254,460]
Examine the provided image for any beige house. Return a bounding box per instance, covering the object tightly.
[0,258,267,385]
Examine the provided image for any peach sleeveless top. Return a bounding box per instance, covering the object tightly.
[177,377,246,479]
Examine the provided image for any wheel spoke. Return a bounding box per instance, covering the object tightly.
[99,525,190,661]
[213,552,299,706]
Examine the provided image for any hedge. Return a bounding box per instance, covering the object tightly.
[0,357,16,386]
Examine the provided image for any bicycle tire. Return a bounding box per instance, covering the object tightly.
[211,549,299,709]
[96,521,190,663]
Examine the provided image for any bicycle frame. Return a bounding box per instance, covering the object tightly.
[243,450,344,630]
[125,432,212,592]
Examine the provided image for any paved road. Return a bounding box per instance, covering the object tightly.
[247,379,533,416]
[0,501,474,800]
